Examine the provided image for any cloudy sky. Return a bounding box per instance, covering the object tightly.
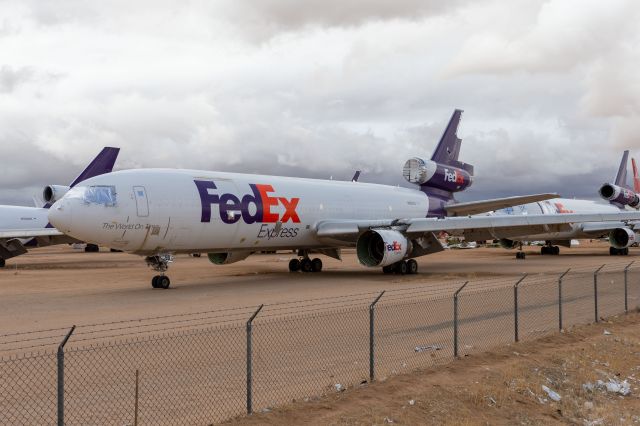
[1,0,639,205]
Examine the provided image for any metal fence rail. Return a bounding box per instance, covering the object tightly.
[1,261,639,425]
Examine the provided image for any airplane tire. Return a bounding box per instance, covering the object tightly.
[553,246,560,255]
[311,258,323,272]
[624,248,630,256]
[516,252,526,259]
[151,276,160,288]
[158,276,171,289]
[540,247,546,255]
[0,258,5,268]
[289,259,301,272]
[610,247,616,256]
[301,258,313,273]
[407,259,418,274]
[85,244,99,253]
[396,261,407,275]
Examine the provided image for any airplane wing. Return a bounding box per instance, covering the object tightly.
[0,228,65,239]
[0,228,76,260]
[443,193,560,216]
[316,211,640,242]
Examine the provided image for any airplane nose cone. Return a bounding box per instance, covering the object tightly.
[48,199,73,233]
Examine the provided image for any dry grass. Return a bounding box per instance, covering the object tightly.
[228,312,640,425]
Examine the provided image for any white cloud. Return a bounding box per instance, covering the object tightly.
[0,0,639,205]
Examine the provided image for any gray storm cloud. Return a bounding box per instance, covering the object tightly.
[0,0,639,206]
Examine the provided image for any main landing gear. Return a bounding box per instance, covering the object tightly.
[145,254,174,289]
[84,243,99,253]
[610,247,629,256]
[540,245,560,255]
[0,258,5,268]
[382,259,418,275]
[289,257,323,273]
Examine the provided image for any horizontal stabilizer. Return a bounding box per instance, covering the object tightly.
[444,193,560,216]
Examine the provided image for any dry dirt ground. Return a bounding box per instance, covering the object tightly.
[228,312,640,426]
[0,241,635,335]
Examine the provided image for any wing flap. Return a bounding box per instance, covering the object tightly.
[444,193,560,216]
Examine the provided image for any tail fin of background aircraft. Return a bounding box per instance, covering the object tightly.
[351,171,361,182]
[429,109,474,176]
[614,150,630,189]
[632,158,640,193]
[69,147,120,188]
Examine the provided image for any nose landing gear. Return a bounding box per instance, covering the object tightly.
[145,254,174,289]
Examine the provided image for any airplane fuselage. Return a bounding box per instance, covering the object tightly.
[51,169,430,254]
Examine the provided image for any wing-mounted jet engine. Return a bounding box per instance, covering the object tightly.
[43,185,71,204]
[599,183,640,208]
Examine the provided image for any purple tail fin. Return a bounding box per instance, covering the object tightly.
[430,109,473,175]
[69,147,120,188]
[614,150,630,189]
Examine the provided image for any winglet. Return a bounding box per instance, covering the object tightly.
[614,150,630,189]
[351,170,361,182]
[69,147,120,188]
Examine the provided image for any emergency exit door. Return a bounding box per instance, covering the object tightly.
[133,186,149,217]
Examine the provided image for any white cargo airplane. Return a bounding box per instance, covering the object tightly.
[47,111,640,289]
[487,151,640,258]
[0,147,120,267]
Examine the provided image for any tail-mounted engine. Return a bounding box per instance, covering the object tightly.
[609,228,636,249]
[43,185,71,204]
[356,229,410,267]
[403,157,472,193]
[599,183,640,208]
[207,251,252,265]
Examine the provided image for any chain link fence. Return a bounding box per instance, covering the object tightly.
[1,261,639,425]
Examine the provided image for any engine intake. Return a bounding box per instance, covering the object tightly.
[609,228,636,249]
[43,185,71,204]
[599,183,640,208]
[207,251,252,265]
[356,229,409,267]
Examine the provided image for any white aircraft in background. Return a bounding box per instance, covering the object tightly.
[487,151,640,258]
[47,110,640,289]
[0,147,120,267]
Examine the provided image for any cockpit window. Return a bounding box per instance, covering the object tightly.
[69,185,117,206]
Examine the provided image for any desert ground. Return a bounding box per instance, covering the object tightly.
[0,241,636,336]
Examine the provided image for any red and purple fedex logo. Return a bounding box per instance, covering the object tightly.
[194,180,301,224]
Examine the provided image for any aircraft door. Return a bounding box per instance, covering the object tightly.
[133,186,149,217]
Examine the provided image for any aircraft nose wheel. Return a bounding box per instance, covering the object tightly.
[152,275,171,289]
[516,252,526,259]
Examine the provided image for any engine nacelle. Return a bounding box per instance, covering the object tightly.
[498,238,518,249]
[402,157,472,193]
[356,229,410,267]
[207,251,252,265]
[609,228,636,249]
[599,183,640,208]
[43,185,71,204]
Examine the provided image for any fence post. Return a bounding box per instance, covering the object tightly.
[558,268,571,331]
[453,281,469,358]
[246,304,264,415]
[513,274,527,342]
[369,291,385,382]
[625,261,634,313]
[57,326,75,426]
[594,265,605,323]
[134,369,139,426]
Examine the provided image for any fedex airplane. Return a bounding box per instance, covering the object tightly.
[47,110,640,289]
[488,151,640,257]
[0,147,120,267]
